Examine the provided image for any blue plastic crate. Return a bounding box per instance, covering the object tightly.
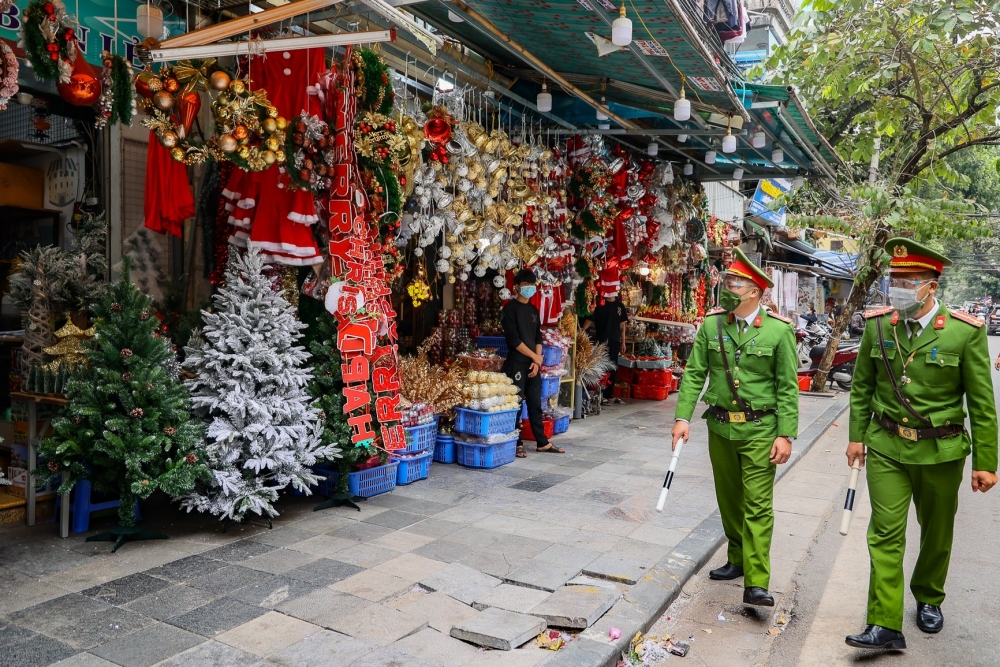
[540,375,560,398]
[542,345,563,367]
[344,462,398,498]
[404,422,438,453]
[552,414,570,435]
[393,451,433,485]
[476,336,508,357]
[454,407,520,437]
[455,437,518,469]
[434,435,456,464]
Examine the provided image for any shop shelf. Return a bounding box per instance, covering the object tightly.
[433,435,456,464]
[456,437,518,469]
[541,345,563,367]
[403,422,438,453]
[454,407,520,437]
[393,451,433,485]
[476,336,508,357]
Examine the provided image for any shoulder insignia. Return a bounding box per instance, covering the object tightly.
[766,311,791,323]
[934,315,946,330]
[863,306,894,319]
[950,310,984,328]
[891,312,899,325]
[753,315,763,327]
[706,308,726,316]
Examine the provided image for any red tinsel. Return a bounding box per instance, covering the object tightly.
[210,162,235,286]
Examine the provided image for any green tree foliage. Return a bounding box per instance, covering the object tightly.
[41,260,209,527]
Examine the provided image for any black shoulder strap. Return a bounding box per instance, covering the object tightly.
[716,315,751,413]
[875,318,932,426]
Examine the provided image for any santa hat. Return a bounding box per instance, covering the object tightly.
[598,267,620,297]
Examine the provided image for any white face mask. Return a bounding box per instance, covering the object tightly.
[889,285,928,318]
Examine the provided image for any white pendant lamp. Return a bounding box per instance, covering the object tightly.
[612,1,632,46]
[733,167,744,181]
[683,161,693,176]
[597,96,609,121]
[793,175,805,188]
[771,148,784,163]
[536,82,552,112]
[677,134,688,143]
[647,141,658,156]
[721,118,737,153]
[137,3,164,39]
[752,130,766,148]
[598,123,611,130]
[705,150,717,165]
[674,84,691,122]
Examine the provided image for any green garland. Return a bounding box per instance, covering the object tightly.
[22,0,75,83]
[353,48,394,115]
[109,54,134,126]
[576,282,592,319]
[574,257,592,280]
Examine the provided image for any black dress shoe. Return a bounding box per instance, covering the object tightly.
[845,624,907,650]
[709,562,744,580]
[916,602,943,633]
[743,587,774,606]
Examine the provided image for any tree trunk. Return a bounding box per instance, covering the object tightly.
[118,490,137,527]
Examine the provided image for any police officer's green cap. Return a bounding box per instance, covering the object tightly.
[885,238,951,275]
[726,247,773,290]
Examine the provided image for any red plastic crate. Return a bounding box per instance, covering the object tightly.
[634,369,672,387]
[613,383,631,399]
[520,418,555,441]
[670,376,680,392]
[631,384,669,401]
[616,366,634,384]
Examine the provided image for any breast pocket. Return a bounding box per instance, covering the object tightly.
[921,352,959,386]
[742,345,774,374]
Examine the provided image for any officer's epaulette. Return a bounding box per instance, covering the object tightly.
[706,308,726,316]
[863,306,894,319]
[766,310,792,323]
[950,310,984,328]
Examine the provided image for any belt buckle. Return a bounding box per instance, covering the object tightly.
[729,412,747,424]
[897,425,918,441]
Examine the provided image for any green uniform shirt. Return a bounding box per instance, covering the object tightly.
[849,303,998,471]
[675,307,800,440]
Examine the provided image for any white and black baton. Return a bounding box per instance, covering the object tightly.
[656,439,685,512]
[839,460,862,535]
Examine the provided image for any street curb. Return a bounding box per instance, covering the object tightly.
[541,397,850,667]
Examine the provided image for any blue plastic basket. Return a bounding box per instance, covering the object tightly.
[542,345,563,367]
[347,462,399,498]
[404,422,438,453]
[456,437,518,469]
[434,435,456,464]
[552,414,570,435]
[540,375,560,398]
[476,336,508,357]
[393,451,433,485]
[454,407,520,436]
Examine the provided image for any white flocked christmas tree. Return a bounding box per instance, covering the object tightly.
[180,248,337,522]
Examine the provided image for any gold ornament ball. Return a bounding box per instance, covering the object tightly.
[274,150,286,163]
[448,275,457,284]
[219,134,238,153]
[262,150,277,165]
[265,137,280,152]
[262,118,277,134]
[209,71,231,91]
[160,131,179,148]
[153,90,175,111]
[170,147,185,161]
[147,77,163,93]
[238,147,250,159]
[266,106,279,118]
[229,80,246,94]
[215,92,231,106]
[276,116,288,131]
[216,107,231,120]
[232,125,249,141]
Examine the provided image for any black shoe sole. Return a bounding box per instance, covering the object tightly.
[916,623,942,634]
[708,570,744,580]
[743,596,775,607]
[845,638,907,650]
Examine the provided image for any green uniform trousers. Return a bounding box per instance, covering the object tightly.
[708,431,776,589]
[866,448,965,631]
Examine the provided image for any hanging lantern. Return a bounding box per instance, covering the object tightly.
[705,150,716,165]
[612,1,632,46]
[752,130,766,148]
[772,148,784,163]
[56,43,101,107]
[793,175,805,188]
[733,167,744,181]
[683,161,693,176]
[677,134,688,143]
[673,84,690,122]
[136,3,163,39]
[536,82,552,112]
[596,95,609,121]
[647,142,658,156]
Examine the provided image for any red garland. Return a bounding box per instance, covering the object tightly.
[211,162,235,286]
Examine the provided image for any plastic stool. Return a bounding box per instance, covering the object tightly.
[53,480,141,533]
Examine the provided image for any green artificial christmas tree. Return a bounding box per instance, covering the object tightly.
[40,259,209,551]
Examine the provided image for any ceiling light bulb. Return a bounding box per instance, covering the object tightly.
[752,130,766,148]
[612,2,632,46]
[771,148,784,163]
[647,142,658,156]
[722,132,736,153]
[137,4,164,39]
[598,123,610,130]
[793,175,805,188]
[597,96,609,121]
[638,266,651,276]
[683,161,693,176]
[677,134,688,143]
[674,86,691,122]
[705,150,716,165]
[536,83,552,112]
[733,167,744,181]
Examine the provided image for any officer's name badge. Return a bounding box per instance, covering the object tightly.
[884,341,895,348]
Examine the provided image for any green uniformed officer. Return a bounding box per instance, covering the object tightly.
[672,248,800,607]
[845,238,998,650]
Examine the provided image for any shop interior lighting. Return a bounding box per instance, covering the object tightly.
[137,3,164,40]
[683,161,693,176]
[536,81,553,112]
[147,29,395,62]
[596,96,609,121]
[677,134,688,143]
[674,83,691,122]
[612,1,632,46]
[721,118,736,153]
[771,148,784,163]
[705,149,716,165]
[752,130,766,148]
[447,10,464,22]
[647,141,658,156]
[793,175,805,187]
[733,167,744,180]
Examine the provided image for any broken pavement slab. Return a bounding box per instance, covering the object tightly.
[418,563,502,606]
[449,607,546,651]
[503,559,582,593]
[581,553,650,585]
[528,585,619,630]
[472,583,551,614]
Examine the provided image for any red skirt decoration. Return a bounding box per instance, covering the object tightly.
[144,131,194,237]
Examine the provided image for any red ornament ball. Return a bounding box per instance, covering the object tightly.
[58,71,102,107]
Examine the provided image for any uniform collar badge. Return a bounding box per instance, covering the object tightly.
[753,315,763,327]
[890,312,900,325]
[934,315,946,330]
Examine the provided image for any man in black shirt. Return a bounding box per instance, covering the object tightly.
[583,290,629,403]
[501,269,564,457]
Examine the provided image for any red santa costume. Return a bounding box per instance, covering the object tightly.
[144,130,195,237]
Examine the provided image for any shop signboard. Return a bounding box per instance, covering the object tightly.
[748,177,791,227]
[1,0,185,69]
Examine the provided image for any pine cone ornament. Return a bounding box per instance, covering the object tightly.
[111,302,123,312]
[122,372,132,382]
[130,407,144,419]
[140,309,150,320]
[164,426,176,436]
[72,416,82,425]
[120,348,133,359]
[185,453,197,464]
[47,460,61,472]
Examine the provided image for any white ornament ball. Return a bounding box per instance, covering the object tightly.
[414,247,424,257]
[499,288,512,300]
[436,259,450,273]
[460,272,469,281]
[493,275,505,288]
[439,246,452,259]
[474,264,487,277]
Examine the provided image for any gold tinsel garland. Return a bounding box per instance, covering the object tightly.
[398,340,466,419]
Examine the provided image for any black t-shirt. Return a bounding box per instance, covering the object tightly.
[592,300,629,343]
[501,299,542,365]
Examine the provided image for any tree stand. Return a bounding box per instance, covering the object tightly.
[86,525,169,553]
[313,491,366,512]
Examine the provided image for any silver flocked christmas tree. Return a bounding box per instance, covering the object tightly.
[180,248,336,523]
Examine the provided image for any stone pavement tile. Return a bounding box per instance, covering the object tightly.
[451,607,545,651]
[228,574,321,609]
[215,610,321,657]
[431,505,492,525]
[774,494,836,517]
[773,510,824,538]
[151,640,265,667]
[583,490,630,505]
[626,525,688,548]
[472,583,550,614]
[237,547,320,574]
[58,607,156,650]
[533,544,602,571]
[199,541,277,564]
[287,513,360,534]
[418,562,502,606]
[89,621,203,667]
[185,565,273,596]
[503,559,583,592]
[0,618,36,643]
[285,534,356,557]
[8,592,110,633]
[347,646,440,667]
[334,543,404,568]
[511,523,577,543]
[0,543,93,578]
[331,569,414,602]
[362,510,425,530]
[562,529,623,553]
[440,525,505,547]
[247,526,319,548]
[282,558,364,586]
[276,589,373,628]
[327,602,427,645]
[389,591,480,633]
[509,474,573,493]
[329,522,395,543]
[124,584,216,621]
[166,597,268,637]
[82,572,172,605]
[603,505,659,524]
[779,480,845,501]
[38,559,136,594]
[768,557,798,595]
[459,548,528,580]
[528,585,618,629]
[400,518,465,539]
[0,571,66,615]
[369,530,436,553]
[50,653,119,667]
[390,627,480,666]
[466,647,548,666]
[489,535,556,560]
[374,553,448,581]
[147,555,228,584]
[412,538,479,563]
[3,634,78,666]
[368,496,453,516]
[470,514,536,535]
[581,552,652,585]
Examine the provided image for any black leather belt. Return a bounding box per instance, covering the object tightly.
[874,415,964,442]
[708,405,775,424]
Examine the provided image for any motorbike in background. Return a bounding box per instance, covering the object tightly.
[795,324,859,391]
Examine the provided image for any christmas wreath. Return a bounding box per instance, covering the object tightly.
[95,52,135,129]
[20,0,76,83]
[355,111,404,168]
[352,48,394,115]
[286,113,334,194]
[0,42,18,110]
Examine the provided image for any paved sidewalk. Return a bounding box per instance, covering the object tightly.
[0,392,842,667]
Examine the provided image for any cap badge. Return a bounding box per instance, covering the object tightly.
[893,245,908,258]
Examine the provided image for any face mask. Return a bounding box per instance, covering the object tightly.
[519,285,536,299]
[889,285,928,318]
[719,288,748,313]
